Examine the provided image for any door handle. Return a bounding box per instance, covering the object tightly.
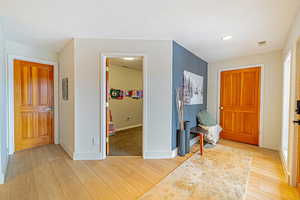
[45,107,54,111]
[219,106,224,110]
[293,120,300,125]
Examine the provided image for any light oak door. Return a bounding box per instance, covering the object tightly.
[14,60,54,151]
[220,67,260,145]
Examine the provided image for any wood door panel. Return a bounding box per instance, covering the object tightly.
[20,112,34,139]
[14,60,54,151]
[243,112,258,135]
[222,73,233,106]
[232,72,241,106]
[241,70,258,106]
[220,67,260,145]
[20,63,32,105]
[221,111,234,132]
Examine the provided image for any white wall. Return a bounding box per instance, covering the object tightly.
[282,10,300,185]
[208,50,283,150]
[58,40,75,157]
[109,65,143,130]
[73,39,173,159]
[5,40,57,62]
[0,39,58,183]
[0,18,8,184]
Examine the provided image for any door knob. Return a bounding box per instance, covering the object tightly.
[293,120,300,125]
[219,106,224,110]
[45,107,54,111]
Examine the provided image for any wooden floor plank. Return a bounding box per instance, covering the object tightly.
[50,157,93,200]
[31,146,68,200]
[65,159,120,200]
[0,141,298,200]
[84,160,140,200]
[103,157,153,193]
[7,150,38,200]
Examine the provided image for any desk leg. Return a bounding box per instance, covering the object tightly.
[200,134,204,156]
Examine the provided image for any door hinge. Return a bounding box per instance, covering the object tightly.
[106,137,109,143]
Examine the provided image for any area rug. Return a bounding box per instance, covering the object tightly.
[139,144,252,200]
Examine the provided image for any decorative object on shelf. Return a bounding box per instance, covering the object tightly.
[110,88,143,100]
[176,87,185,156]
[110,89,124,100]
[62,78,69,101]
[183,71,204,105]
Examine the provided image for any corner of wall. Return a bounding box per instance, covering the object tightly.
[58,38,76,156]
[0,17,8,185]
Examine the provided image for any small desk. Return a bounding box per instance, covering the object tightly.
[190,126,208,155]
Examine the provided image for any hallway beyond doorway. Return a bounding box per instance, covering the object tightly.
[109,127,143,156]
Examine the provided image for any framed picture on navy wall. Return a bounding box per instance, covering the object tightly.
[183,71,203,105]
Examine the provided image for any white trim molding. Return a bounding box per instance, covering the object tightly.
[7,55,60,155]
[171,136,200,158]
[0,154,8,184]
[216,64,265,147]
[100,53,148,160]
[144,150,175,159]
[73,152,103,160]
[116,124,142,132]
[60,143,74,159]
[279,149,290,183]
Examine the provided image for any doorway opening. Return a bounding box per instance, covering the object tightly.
[104,56,144,156]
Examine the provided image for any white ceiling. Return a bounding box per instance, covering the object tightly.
[1,0,300,62]
[108,57,143,71]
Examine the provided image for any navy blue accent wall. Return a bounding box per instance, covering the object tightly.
[172,41,208,149]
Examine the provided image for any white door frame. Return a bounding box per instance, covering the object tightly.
[281,51,292,172]
[7,55,59,154]
[216,64,265,147]
[100,53,147,159]
[287,42,300,187]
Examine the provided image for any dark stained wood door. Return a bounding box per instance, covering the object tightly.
[220,67,261,145]
[14,60,54,151]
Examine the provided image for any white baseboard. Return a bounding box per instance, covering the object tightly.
[60,143,74,159]
[144,137,200,159]
[0,172,5,184]
[144,150,174,159]
[0,151,9,184]
[171,136,200,158]
[55,144,105,161]
[116,124,142,132]
[279,150,290,183]
[171,148,178,158]
[73,152,103,160]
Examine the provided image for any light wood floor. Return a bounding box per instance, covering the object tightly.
[109,127,142,156]
[0,140,299,200]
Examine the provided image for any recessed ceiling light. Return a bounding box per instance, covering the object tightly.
[123,57,135,61]
[221,36,233,41]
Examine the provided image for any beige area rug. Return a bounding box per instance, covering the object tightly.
[139,144,252,200]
